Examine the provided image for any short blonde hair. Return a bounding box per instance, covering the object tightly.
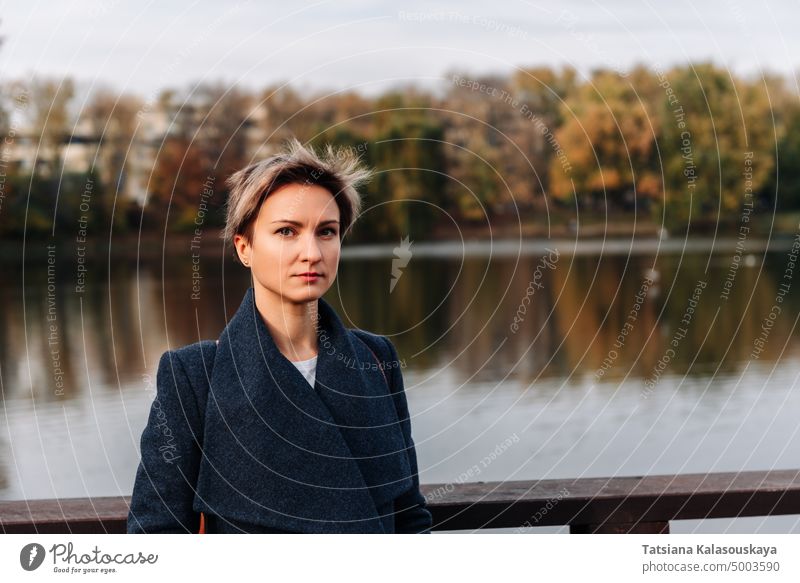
[223,138,372,247]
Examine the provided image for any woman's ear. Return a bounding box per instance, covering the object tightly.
[233,233,250,266]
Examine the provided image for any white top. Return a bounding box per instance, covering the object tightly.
[289,354,318,388]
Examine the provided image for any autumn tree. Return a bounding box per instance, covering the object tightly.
[259,83,319,144]
[549,66,662,212]
[510,66,577,204]
[194,83,252,196]
[149,84,253,230]
[443,73,518,220]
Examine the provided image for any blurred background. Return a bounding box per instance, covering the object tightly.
[1,1,800,533]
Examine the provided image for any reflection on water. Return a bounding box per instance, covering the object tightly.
[1,238,799,532]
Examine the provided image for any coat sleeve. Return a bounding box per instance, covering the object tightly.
[382,336,433,534]
[127,349,203,533]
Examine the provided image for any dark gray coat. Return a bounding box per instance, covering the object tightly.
[127,287,432,534]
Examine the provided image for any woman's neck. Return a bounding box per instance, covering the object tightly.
[253,287,320,362]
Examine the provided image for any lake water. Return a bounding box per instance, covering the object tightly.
[2,236,799,533]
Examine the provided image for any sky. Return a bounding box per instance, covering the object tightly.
[0,0,798,100]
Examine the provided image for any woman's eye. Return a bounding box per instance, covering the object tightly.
[276,226,337,237]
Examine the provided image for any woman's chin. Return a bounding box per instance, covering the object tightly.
[287,287,326,303]
[259,279,331,304]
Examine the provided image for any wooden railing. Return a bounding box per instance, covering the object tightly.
[2,470,799,534]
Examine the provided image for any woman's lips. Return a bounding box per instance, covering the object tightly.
[296,273,321,282]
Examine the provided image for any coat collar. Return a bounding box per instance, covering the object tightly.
[195,287,412,533]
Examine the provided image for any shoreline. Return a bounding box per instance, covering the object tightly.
[3,232,799,261]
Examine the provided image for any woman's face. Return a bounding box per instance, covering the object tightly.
[234,182,341,306]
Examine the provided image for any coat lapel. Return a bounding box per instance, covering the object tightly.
[194,287,412,533]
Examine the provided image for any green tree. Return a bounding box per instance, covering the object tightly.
[656,63,775,229]
[363,92,447,240]
[762,102,800,211]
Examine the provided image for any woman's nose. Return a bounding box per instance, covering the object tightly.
[301,233,323,261]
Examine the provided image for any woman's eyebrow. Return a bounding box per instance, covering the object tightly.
[270,219,340,226]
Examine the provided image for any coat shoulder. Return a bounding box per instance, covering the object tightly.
[162,340,218,413]
[348,328,391,358]
[170,339,218,365]
[167,340,218,379]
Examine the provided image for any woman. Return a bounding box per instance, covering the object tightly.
[127,139,432,534]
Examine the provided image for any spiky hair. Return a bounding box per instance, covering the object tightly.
[222,138,373,249]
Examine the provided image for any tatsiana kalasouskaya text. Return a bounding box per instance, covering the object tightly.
[642,544,776,558]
